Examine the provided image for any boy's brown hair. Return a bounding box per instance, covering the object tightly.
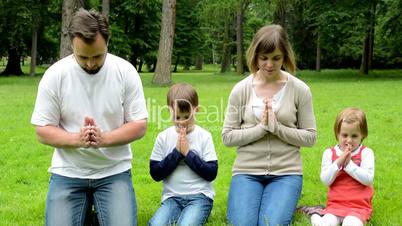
[334,107,368,141]
[167,83,198,112]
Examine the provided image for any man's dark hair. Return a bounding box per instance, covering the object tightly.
[68,8,110,44]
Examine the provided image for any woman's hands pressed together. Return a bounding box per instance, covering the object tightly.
[260,98,277,132]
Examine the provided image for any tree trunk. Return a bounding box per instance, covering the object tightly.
[173,55,180,72]
[368,0,376,69]
[315,34,321,72]
[59,0,84,59]
[211,43,216,64]
[29,13,40,76]
[102,0,110,19]
[221,51,231,73]
[195,55,203,70]
[130,53,138,69]
[1,48,23,76]
[152,0,176,85]
[220,20,231,73]
[236,2,245,75]
[360,35,369,74]
[149,59,157,72]
[274,0,288,30]
[138,59,144,72]
[30,20,39,76]
[360,0,376,74]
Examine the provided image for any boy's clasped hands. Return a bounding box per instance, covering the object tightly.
[176,124,189,156]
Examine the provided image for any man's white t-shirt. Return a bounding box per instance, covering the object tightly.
[31,53,148,179]
[150,125,217,201]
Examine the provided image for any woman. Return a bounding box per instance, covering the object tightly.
[222,24,317,226]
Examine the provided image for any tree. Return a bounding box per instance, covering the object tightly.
[198,0,237,73]
[235,0,249,74]
[376,0,402,68]
[102,0,110,19]
[195,55,204,70]
[108,0,161,72]
[315,34,321,72]
[360,0,377,74]
[30,13,39,76]
[152,0,176,85]
[303,0,368,69]
[0,0,31,76]
[220,19,232,73]
[59,0,83,58]
[273,0,289,29]
[29,0,49,76]
[172,0,205,72]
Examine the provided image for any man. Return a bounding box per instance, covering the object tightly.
[31,8,147,226]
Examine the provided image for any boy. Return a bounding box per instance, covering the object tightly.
[149,83,218,226]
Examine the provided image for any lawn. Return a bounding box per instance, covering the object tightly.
[0,67,401,225]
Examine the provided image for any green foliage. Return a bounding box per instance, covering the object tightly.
[0,0,31,55]
[85,0,101,9]
[108,0,161,70]
[1,0,401,73]
[0,0,57,66]
[0,67,402,225]
[197,0,238,64]
[172,0,205,69]
[243,1,272,49]
[290,0,367,68]
[35,0,60,64]
[375,0,402,68]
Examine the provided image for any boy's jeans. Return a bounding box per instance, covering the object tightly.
[149,194,213,226]
[45,170,137,226]
[227,174,302,226]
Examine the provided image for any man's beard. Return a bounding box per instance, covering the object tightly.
[83,66,102,74]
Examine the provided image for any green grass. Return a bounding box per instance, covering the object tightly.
[0,67,401,225]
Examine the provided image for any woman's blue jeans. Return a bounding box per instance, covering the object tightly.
[227,174,302,226]
[149,194,213,226]
[45,170,137,226]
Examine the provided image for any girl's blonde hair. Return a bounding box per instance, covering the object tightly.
[334,107,368,141]
[246,24,296,74]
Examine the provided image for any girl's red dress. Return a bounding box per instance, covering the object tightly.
[320,146,374,222]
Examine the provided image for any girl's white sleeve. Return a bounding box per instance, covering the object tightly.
[343,147,375,186]
[320,148,340,186]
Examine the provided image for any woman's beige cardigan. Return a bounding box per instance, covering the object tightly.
[222,72,317,176]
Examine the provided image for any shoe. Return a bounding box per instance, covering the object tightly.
[296,205,325,216]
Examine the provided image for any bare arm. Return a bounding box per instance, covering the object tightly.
[91,119,147,147]
[35,119,147,149]
[35,125,84,149]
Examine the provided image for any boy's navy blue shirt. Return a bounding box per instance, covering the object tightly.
[150,148,218,182]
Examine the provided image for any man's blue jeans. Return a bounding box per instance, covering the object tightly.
[149,194,213,226]
[45,170,137,226]
[227,174,302,226]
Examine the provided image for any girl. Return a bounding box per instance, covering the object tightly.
[311,108,375,226]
